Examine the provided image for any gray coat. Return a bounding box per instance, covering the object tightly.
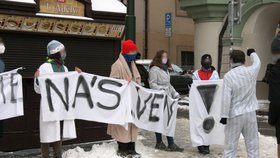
[149,66,179,99]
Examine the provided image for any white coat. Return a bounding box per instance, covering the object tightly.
[34,63,76,143]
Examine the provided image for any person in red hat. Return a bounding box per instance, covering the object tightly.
[107,40,141,158]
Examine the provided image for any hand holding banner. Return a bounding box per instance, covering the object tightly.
[38,72,179,138]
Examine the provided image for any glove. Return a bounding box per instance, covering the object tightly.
[173,93,181,100]
[247,48,255,56]
[174,95,181,100]
[160,87,168,91]
[220,118,227,125]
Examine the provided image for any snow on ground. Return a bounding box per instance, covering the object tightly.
[62,119,277,158]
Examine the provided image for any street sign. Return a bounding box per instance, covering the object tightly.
[165,13,172,28]
[165,28,172,37]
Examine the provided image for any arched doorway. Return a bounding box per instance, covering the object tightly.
[221,3,280,99]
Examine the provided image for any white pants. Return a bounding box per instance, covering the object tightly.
[224,111,259,158]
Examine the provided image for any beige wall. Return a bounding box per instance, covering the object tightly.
[220,4,280,100]
[135,0,194,66]
[241,4,280,80]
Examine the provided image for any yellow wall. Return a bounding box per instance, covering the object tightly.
[135,0,194,66]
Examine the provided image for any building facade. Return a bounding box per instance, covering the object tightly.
[0,0,126,151]
[121,0,195,70]
[180,0,280,99]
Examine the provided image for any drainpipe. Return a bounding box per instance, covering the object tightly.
[144,0,148,59]
[125,0,136,42]
[218,16,228,74]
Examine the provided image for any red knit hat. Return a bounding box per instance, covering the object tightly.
[122,40,138,54]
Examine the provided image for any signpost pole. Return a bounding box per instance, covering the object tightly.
[165,13,172,53]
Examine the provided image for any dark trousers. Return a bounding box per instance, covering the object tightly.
[41,122,63,158]
[155,132,174,145]
[41,141,62,158]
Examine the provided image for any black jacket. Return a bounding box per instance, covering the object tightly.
[136,63,150,88]
[265,60,280,125]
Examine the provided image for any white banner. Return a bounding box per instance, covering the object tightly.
[0,68,24,120]
[38,72,178,137]
[189,80,225,147]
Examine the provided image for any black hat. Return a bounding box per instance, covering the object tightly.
[201,54,212,63]
[271,32,280,53]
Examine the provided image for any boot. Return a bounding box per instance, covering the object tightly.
[203,145,210,154]
[155,142,167,151]
[128,142,141,158]
[197,146,208,155]
[167,143,184,152]
[117,142,131,158]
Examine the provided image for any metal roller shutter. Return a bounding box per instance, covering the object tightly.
[0,32,121,151]
[0,32,120,77]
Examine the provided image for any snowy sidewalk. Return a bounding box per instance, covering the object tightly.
[63,119,277,158]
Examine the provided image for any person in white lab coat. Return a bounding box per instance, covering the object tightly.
[220,49,261,158]
[0,38,5,138]
[34,40,82,158]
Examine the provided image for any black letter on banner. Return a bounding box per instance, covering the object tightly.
[91,76,98,87]
[97,79,122,110]
[149,94,164,122]
[46,78,70,112]
[72,75,94,109]
[136,87,152,120]
[10,73,18,103]
[164,96,176,126]
[0,76,5,104]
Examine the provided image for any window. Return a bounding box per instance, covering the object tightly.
[181,51,194,70]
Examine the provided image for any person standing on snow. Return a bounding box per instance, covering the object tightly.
[149,50,184,152]
[193,54,219,81]
[0,38,5,138]
[220,49,261,158]
[0,39,5,72]
[263,32,280,158]
[192,54,219,155]
[34,40,82,158]
[107,40,141,158]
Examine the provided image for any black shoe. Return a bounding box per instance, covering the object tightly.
[197,146,209,155]
[117,142,132,158]
[203,145,210,154]
[166,143,184,152]
[155,142,167,151]
[117,150,132,158]
[128,142,141,158]
[128,151,141,158]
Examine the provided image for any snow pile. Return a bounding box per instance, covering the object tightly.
[62,119,277,158]
[63,143,121,158]
[91,0,126,14]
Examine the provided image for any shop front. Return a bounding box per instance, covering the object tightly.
[0,0,126,151]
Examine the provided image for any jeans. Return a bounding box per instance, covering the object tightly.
[155,132,174,145]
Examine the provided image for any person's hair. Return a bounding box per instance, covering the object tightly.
[136,52,141,60]
[201,54,212,65]
[150,50,171,69]
[230,50,245,64]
